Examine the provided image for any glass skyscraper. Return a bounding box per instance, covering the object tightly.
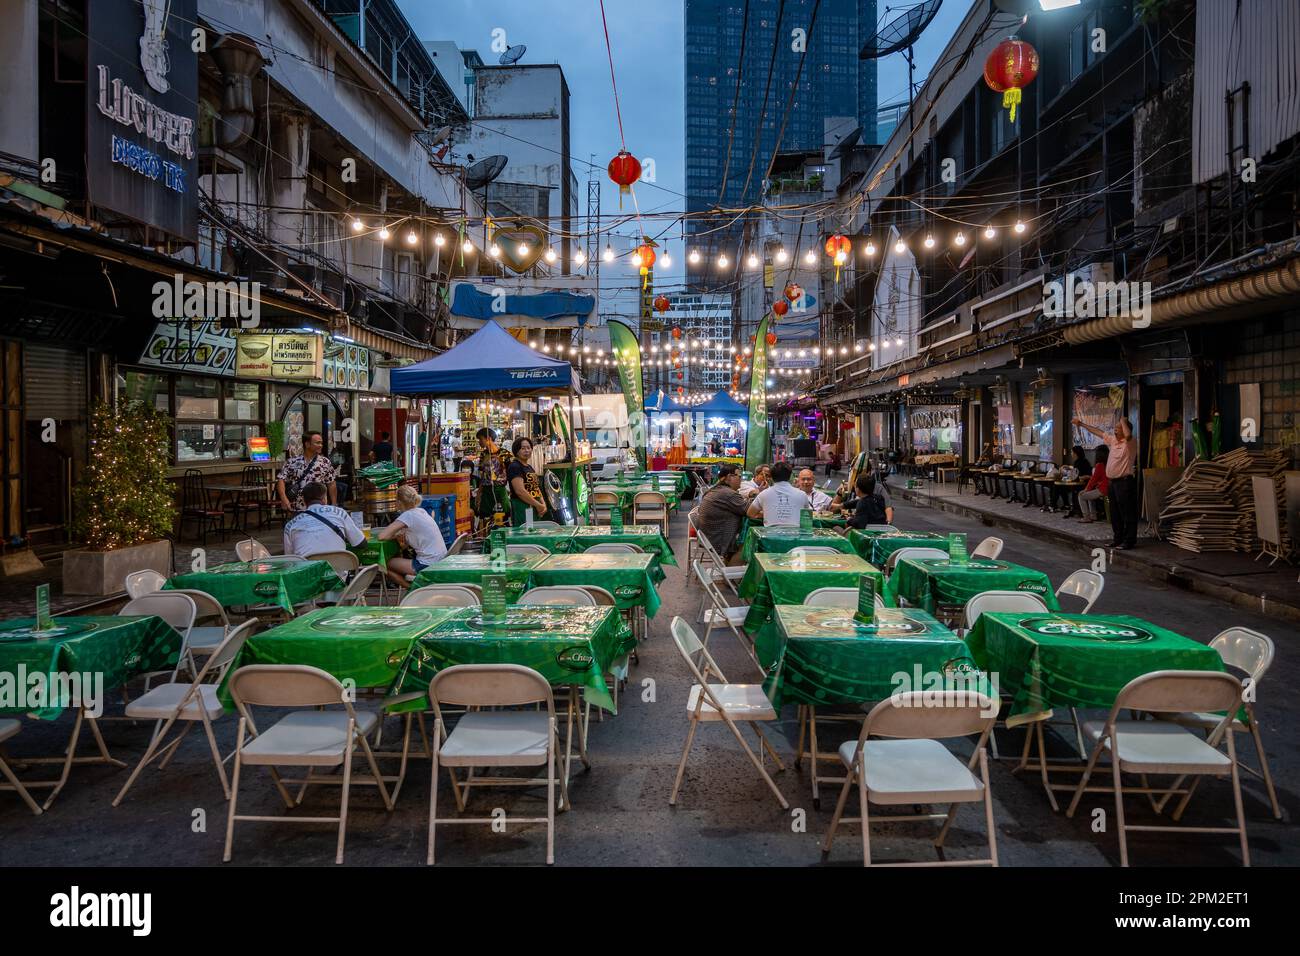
[684,0,878,272]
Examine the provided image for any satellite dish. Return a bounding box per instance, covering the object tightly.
[429,125,453,146]
[464,154,507,191]
[499,44,526,66]
[859,0,942,109]
[828,126,863,159]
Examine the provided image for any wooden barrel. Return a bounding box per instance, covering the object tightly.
[359,486,397,515]
[420,472,472,537]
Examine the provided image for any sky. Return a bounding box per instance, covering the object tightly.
[397,0,970,313]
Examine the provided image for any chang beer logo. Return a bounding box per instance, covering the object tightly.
[553,539,574,553]
[252,581,281,598]
[1021,619,1155,643]
[1015,581,1048,594]
[556,646,595,672]
[613,584,642,601]
[505,579,527,598]
[123,653,143,669]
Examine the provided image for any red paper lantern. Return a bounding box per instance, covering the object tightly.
[984,38,1039,123]
[607,150,641,204]
[772,300,789,316]
[824,234,851,258]
[671,327,682,340]
[766,331,778,347]
[784,283,803,302]
[676,371,683,380]
[635,243,657,269]
[653,295,670,313]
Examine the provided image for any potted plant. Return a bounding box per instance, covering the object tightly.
[63,401,176,595]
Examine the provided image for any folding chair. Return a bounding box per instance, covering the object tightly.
[1157,628,1280,819]
[695,528,744,595]
[590,491,620,525]
[686,509,702,568]
[1065,670,1249,867]
[121,592,198,689]
[1056,569,1104,613]
[446,532,470,556]
[668,617,787,809]
[822,691,998,866]
[885,546,948,575]
[972,536,1003,560]
[113,620,258,805]
[789,545,842,556]
[632,491,669,536]
[236,538,271,562]
[224,665,393,864]
[161,588,232,677]
[859,525,898,533]
[306,550,361,606]
[691,560,758,670]
[401,584,481,607]
[124,569,166,599]
[315,566,379,608]
[519,586,596,606]
[427,664,566,865]
[583,542,643,554]
[805,587,884,610]
[0,719,42,815]
[506,543,549,557]
[962,590,1047,630]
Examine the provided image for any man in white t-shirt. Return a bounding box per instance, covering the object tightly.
[283,482,365,557]
[797,468,834,510]
[377,484,449,587]
[747,462,810,526]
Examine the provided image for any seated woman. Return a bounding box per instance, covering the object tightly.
[376,484,448,588]
[1078,444,1110,522]
[844,474,891,529]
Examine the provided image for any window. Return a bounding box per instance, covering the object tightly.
[122,370,170,414]
[123,369,264,463]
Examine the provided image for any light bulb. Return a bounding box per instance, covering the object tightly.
[840,346,848,355]
[923,235,935,249]
[984,226,996,239]
[544,247,557,263]
[881,339,890,349]
[434,233,446,247]
[542,345,551,352]
[631,252,643,267]
[603,245,614,262]
[351,218,365,232]
[776,248,788,263]
[462,239,474,254]
[869,342,876,351]
[517,242,530,256]
[1014,220,1026,234]
[406,231,418,245]
[894,240,906,254]
[661,254,671,268]
[718,255,729,267]
[854,343,862,352]
[378,227,391,241]
[489,243,501,258]
[895,336,903,346]
[688,250,700,264]
[529,341,538,349]
[747,254,758,268]
[954,232,966,247]
[574,249,587,265]
[805,249,817,264]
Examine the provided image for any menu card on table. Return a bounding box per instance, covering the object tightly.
[853,573,877,626]
[799,508,813,532]
[610,503,623,530]
[948,532,968,565]
[482,574,508,624]
[36,584,51,630]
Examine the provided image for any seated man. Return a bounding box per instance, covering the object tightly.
[695,464,751,560]
[845,474,891,529]
[747,462,809,527]
[738,463,771,496]
[796,468,833,510]
[377,484,448,588]
[283,481,365,557]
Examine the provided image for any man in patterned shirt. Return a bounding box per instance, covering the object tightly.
[277,431,339,512]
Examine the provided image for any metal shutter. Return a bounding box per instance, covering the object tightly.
[23,344,86,422]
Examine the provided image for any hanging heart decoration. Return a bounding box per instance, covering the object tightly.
[490,220,549,273]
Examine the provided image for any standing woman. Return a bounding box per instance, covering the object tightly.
[1072,416,1138,548]
[506,436,548,526]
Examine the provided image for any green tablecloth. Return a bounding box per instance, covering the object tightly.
[887,557,1058,615]
[503,525,677,566]
[218,606,459,708]
[848,529,963,566]
[164,556,345,614]
[740,526,854,563]
[629,471,689,495]
[409,554,547,603]
[530,553,665,618]
[965,612,1225,726]
[349,537,399,567]
[391,605,625,713]
[0,616,181,719]
[740,552,890,641]
[590,483,681,511]
[812,512,848,529]
[761,606,983,709]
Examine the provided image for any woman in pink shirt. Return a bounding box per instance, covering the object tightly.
[1072,417,1139,548]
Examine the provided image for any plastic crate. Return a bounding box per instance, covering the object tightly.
[419,494,457,546]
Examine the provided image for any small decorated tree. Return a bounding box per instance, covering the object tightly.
[73,401,175,550]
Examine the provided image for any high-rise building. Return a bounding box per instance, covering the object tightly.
[683,0,878,277]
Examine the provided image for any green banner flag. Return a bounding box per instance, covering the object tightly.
[744,314,771,473]
[609,320,647,471]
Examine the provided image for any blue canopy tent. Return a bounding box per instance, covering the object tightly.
[693,389,750,418]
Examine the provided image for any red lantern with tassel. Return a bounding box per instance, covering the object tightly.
[607,150,641,206]
[635,243,656,269]
[824,234,851,258]
[653,295,670,313]
[671,327,682,340]
[773,300,789,316]
[984,38,1039,124]
[766,331,778,347]
[676,371,683,380]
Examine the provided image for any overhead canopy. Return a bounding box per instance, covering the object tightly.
[691,389,750,419]
[645,394,689,413]
[389,321,578,397]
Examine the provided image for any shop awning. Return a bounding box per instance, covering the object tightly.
[450,283,596,323]
[691,389,750,418]
[389,320,578,397]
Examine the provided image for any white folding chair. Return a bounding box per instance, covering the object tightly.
[962,590,1048,631]
[0,719,42,815]
[528,520,562,529]
[885,546,949,575]
[427,664,565,865]
[1056,569,1104,613]
[668,617,787,809]
[318,566,379,608]
[822,691,999,866]
[789,545,842,556]
[695,528,745,594]
[161,588,231,676]
[446,532,470,556]
[305,550,361,578]
[1158,628,1280,819]
[224,665,393,865]
[124,569,166,599]
[632,491,669,536]
[506,543,549,557]
[519,586,597,607]
[583,542,643,554]
[236,539,271,561]
[113,620,258,805]
[590,491,620,525]
[120,592,197,648]
[1065,671,1249,867]
[686,509,701,568]
[972,536,1004,560]
[691,560,758,670]
[401,584,481,607]
[804,586,884,610]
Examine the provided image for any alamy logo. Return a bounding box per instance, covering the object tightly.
[152,275,260,327]
[50,886,151,936]
[0,665,104,718]
[1043,276,1151,328]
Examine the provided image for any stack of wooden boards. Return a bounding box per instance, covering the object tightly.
[1158,448,1291,553]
